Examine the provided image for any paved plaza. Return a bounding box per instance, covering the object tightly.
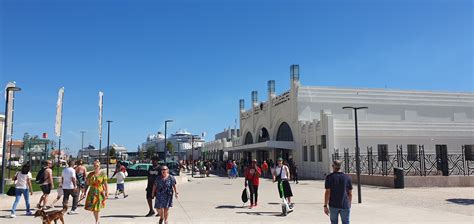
[0,174,473,224]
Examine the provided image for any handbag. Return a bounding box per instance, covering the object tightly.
[7,172,18,196]
[241,188,249,203]
[7,186,16,196]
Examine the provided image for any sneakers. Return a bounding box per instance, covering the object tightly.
[10,214,16,218]
[124,195,129,198]
[145,211,155,217]
[249,204,254,209]
[68,210,79,215]
[115,196,119,199]
[26,211,33,216]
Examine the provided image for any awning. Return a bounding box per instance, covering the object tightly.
[224,140,296,152]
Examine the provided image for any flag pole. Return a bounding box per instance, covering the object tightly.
[55,87,64,177]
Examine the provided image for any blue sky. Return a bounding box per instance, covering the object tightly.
[1,0,472,155]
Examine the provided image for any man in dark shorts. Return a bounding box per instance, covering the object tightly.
[37,160,54,209]
[324,160,353,224]
[146,156,161,217]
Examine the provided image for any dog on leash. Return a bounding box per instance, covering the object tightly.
[34,205,67,224]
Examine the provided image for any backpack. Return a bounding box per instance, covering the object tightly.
[35,167,46,184]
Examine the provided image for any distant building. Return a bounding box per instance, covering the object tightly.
[78,144,128,164]
[6,140,24,161]
[142,130,205,161]
[202,128,240,162]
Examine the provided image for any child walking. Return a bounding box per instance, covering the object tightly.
[115,168,128,199]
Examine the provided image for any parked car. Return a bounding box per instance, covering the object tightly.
[126,163,152,177]
[159,161,180,176]
[118,160,133,168]
[126,161,180,177]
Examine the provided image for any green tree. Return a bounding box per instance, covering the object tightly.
[138,145,145,161]
[146,145,156,159]
[109,147,116,159]
[166,141,174,154]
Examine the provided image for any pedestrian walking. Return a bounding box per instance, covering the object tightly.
[272,158,293,207]
[153,166,179,224]
[226,160,232,178]
[146,156,161,217]
[292,164,299,184]
[50,183,64,208]
[37,160,54,209]
[62,160,79,214]
[10,164,33,218]
[75,160,87,205]
[115,168,128,199]
[85,160,108,224]
[244,159,261,208]
[324,160,353,224]
[261,160,269,178]
[231,160,238,178]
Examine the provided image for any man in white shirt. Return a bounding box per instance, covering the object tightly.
[62,160,78,214]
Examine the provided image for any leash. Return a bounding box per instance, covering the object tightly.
[176,197,192,224]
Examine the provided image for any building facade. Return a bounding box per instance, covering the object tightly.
[201,128,239,161]
[225,65,474,179]
[78,144,128,164]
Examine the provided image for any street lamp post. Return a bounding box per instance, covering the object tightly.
[177,142,181,161]
[190,135,200,178]
[1,86,21,195]
[164,120,173,160]
[343,106,368,204]
[191,135,195,177]
[106,120,113,177]
[80,131,85,160]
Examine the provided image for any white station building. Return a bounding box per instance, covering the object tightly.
[225,65,474,179]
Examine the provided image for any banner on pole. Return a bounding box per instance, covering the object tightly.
[5,82,16,140]
[98,91,104,139]
[55,87,64,137]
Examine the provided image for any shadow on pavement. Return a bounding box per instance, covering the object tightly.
[101,215,144,219]
[215,205,243,209]
[236,211,282,217]
[446,198,474,206]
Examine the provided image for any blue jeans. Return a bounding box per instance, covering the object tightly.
[11,188,31,215]
[329,206,350,224]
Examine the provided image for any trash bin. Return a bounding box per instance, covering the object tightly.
[394,167,404,189]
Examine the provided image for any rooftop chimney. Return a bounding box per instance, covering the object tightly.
[251,91,258,106]
[268,80,275,96]
[290,64,300,82]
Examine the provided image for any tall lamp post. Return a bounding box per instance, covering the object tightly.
[80,131,85,160]
[106,120,113,177]
[343,106,368,204]
[164,120,173,160]
[191,135,199,178]
[1,86,21,195]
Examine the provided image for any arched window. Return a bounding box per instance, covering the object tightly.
[244,132,253,145]
[258,128,270,142]
[276,122,294,141]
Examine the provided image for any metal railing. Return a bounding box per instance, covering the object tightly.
[332,145,474,176]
